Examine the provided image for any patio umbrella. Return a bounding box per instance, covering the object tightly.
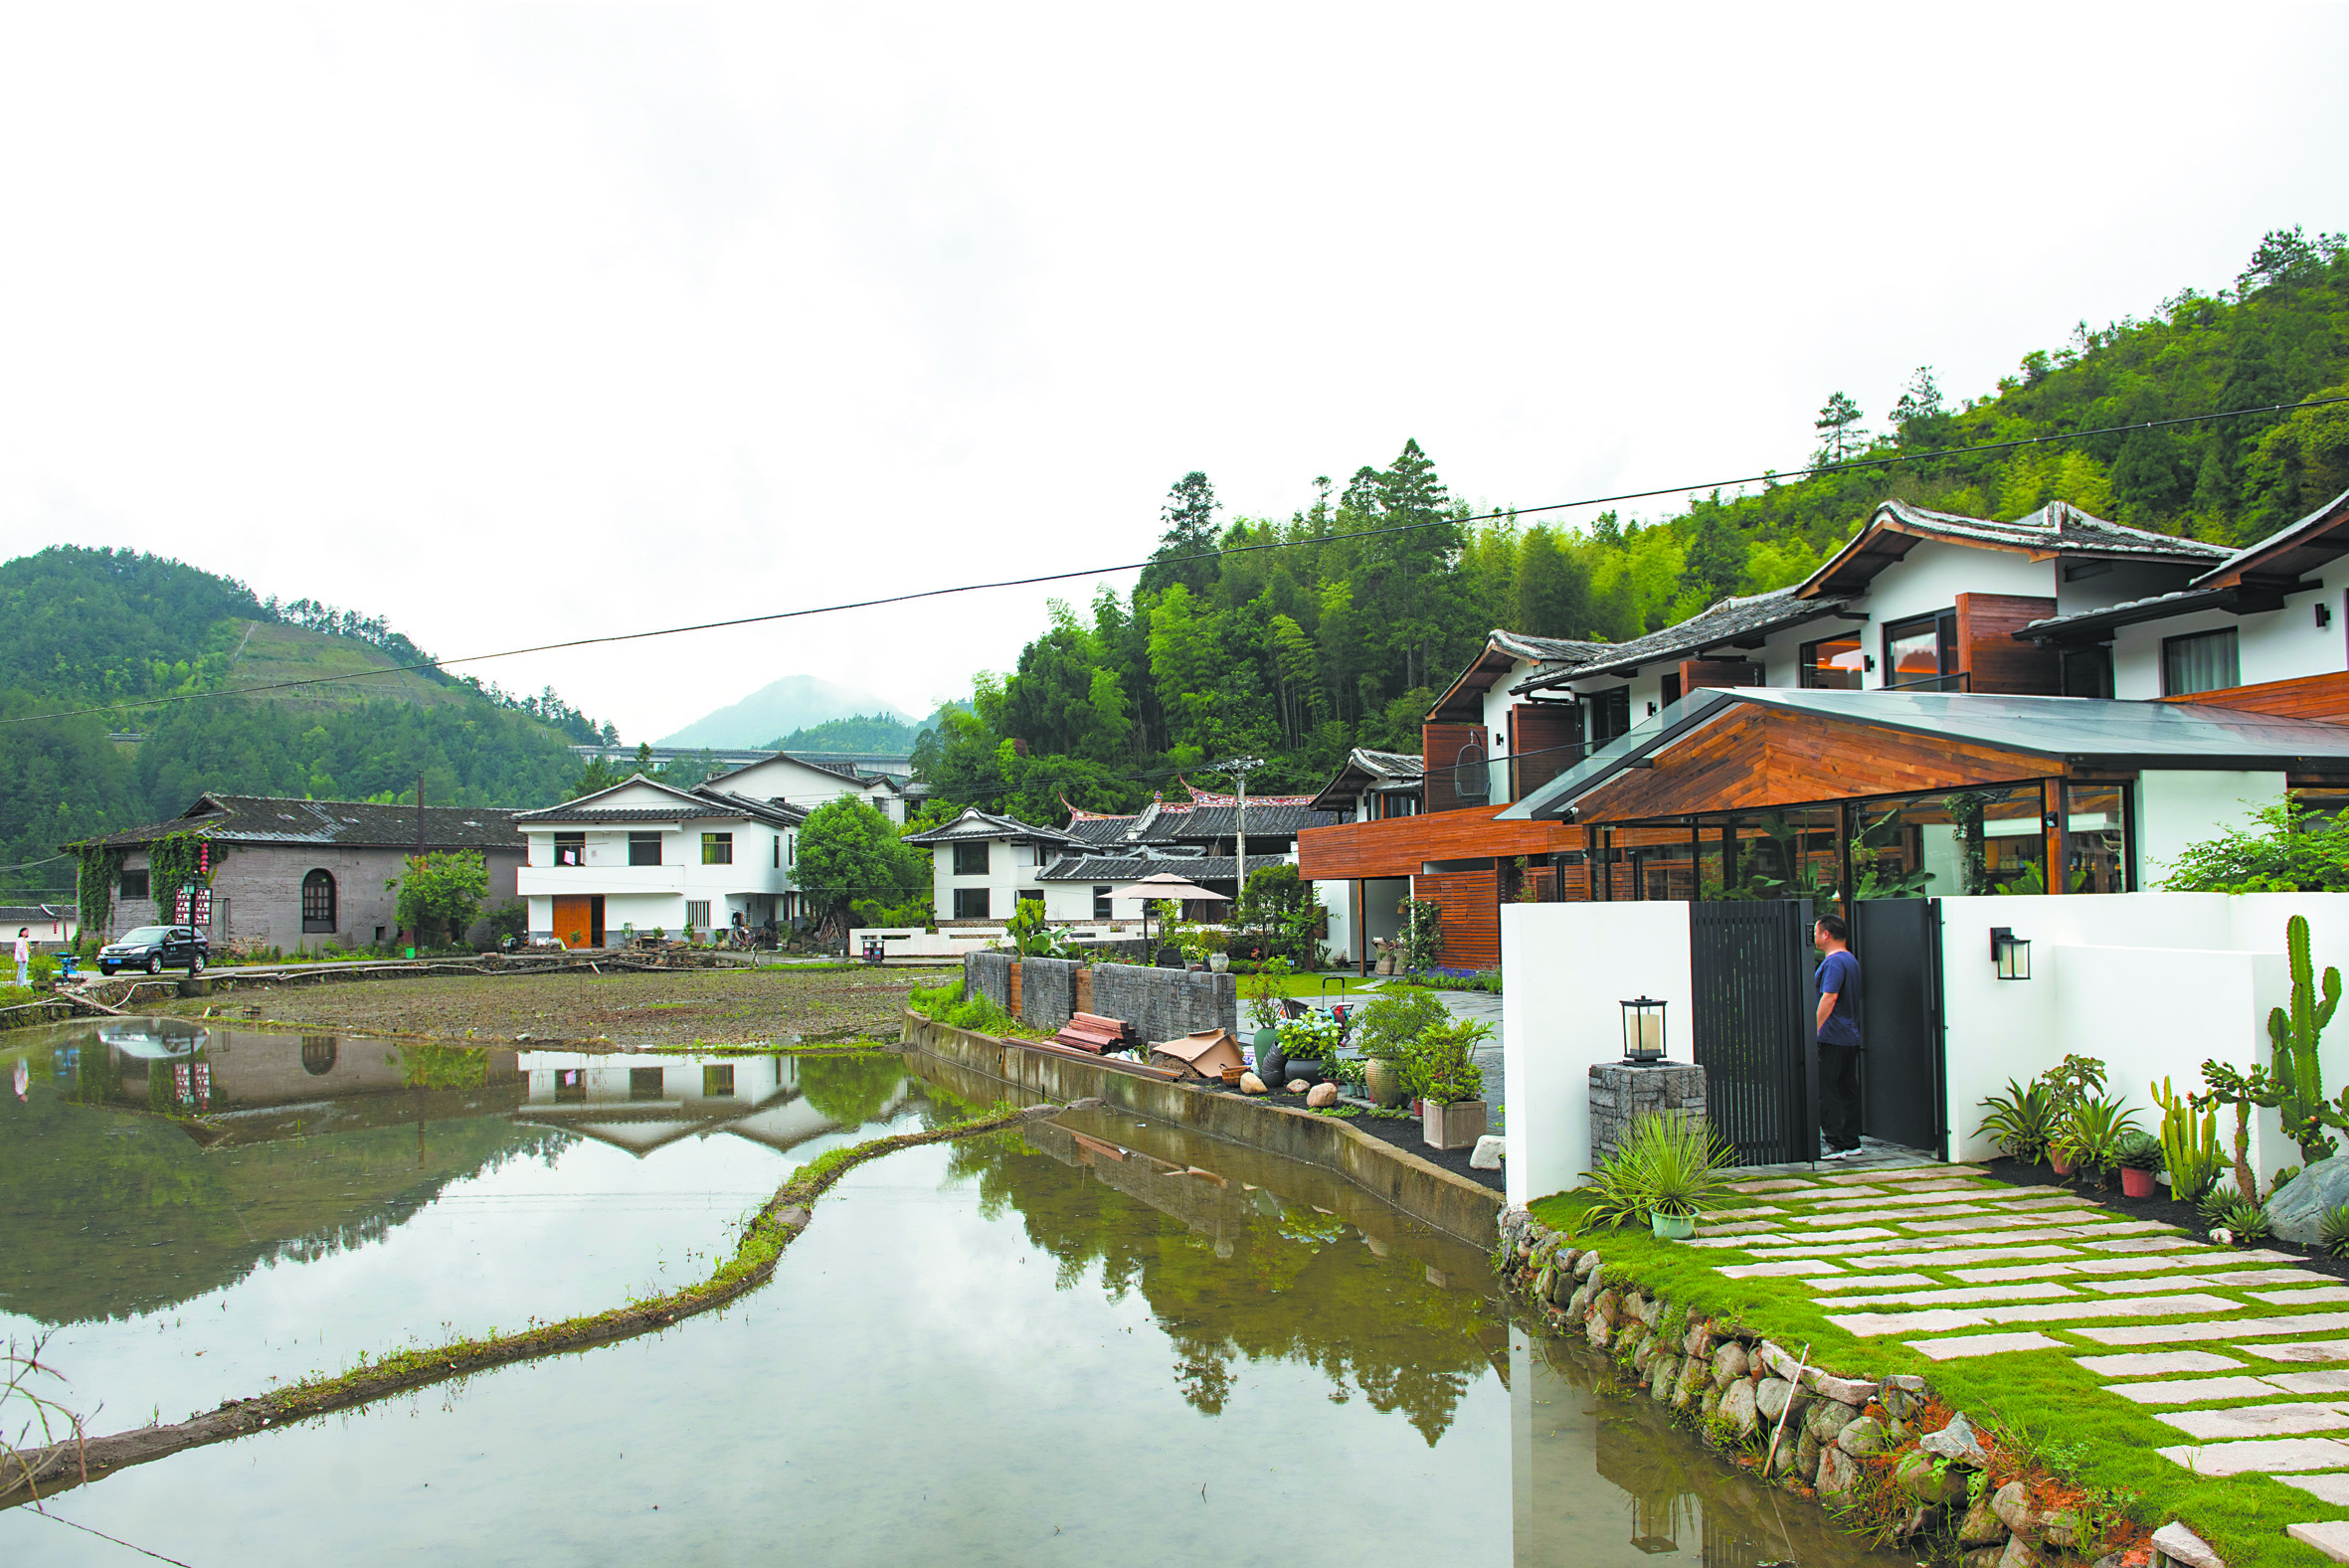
[1106,872,1228,956]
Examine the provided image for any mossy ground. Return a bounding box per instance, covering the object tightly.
[1529,1180,2339,1568]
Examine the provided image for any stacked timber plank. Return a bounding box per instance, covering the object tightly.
[1052,1012,1132,1055]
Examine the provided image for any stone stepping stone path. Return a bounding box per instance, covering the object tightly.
[1685,1158,2349,1558]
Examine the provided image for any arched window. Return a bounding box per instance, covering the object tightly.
[300,1036,338,1076]
[301,870,337,934]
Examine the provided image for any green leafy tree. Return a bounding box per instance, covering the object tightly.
[795,797,927,920]
[1813,391,1868,465]
[391,850,489,946]
[1137,471,1222,599]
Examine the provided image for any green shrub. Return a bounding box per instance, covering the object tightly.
[1976,1077,2057,1162]
[2321,1203,2349,1259]
[1584,1114,1733,1227]
[1400,1017,1488,1105]
[908,978,1021,1036]
[1354,989,1448,1059]
[2218,1197,2272,1244]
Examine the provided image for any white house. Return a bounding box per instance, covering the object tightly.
[901,807,1082,922]
[698,752,917,823]
[513,776,808,947]
[2018,483,2349,703]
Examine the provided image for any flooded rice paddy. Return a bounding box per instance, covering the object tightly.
[1,1021,1898,1566]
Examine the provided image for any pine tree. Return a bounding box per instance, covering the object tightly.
[1138,471,1222,598]
[1814,392,1868,466]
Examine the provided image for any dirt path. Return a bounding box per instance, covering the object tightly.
[157,963,958,1046]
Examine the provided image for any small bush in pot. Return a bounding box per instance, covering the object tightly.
[1583,1114,1732,1240]
[1277,1007,1342,1082]
[2115,1131,2162,1198]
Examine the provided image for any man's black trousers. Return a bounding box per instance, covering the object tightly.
[1818,1037,1863,1151]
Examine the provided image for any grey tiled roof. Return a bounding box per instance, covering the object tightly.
[514,776,807,829]
[1511,587,1857,690]
[1055,801,1339,844]
[2015,586,2240,641]
[902,808,1079,847]
[1490,630,1613,664]
[1036,852,1293,883]
[1351,748,1424,781]
[1861,498,2233,562]
[70,794,524,851]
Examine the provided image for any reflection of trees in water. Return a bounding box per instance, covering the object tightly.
[797,1054,906,1126]
[267,1127,577,1268]
[940,1134,1493,1445]
[392,1045,489,1091]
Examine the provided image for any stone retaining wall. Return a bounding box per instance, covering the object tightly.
[1588,1061,1708,1169]
[1496,1209,2209,1568]
[1018,958,1081,1030]
[1087,961,1235,1044]
[967,952,1014,1014]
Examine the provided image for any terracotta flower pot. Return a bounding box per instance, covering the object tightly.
[2122,1166,2158,1198]
[2050,1151,2075,1175]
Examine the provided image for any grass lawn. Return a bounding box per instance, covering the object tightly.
[1527,1175,2343,1568]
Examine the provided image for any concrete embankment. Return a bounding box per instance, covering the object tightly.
[898,1008,1501,1247]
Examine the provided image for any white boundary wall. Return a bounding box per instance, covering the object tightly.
[1501,902,1693,1208]
[1502,892,2349,1205]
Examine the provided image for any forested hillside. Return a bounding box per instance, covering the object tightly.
[912,227,2349,822]
[0,548,610,897]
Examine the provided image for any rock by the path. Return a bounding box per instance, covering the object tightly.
[1649,1355,1678,1402]
[1470,1134,1505,1169]
[1712,1341,1750,1384]
[1754,1377,1795,1421]
[1959,1548,2006,1568]
[1573,1251,1601,1279]
[2149,1520,2227,1568]
[1836,1416,1888,1457]
[1997,1536,2041,1568]
[1719,1379,1760,1437]
[1958,1493,2006,1546]
[1920,1410,1989,1467]
[1795,1428,1820,1478]
[1817,1447,1861,1496]
[1305,1082,1339,1108]
[1896,1450,1969,1504]
[1811,1369,1879,1406]
[1287,1078,1311,1094]
[1804,1397,1862,1443]
[2265,1153,2349,1245]
[1991,1481,2039,1538]
[1239,1072,1268,1095]
[1684,1317,1713,1358]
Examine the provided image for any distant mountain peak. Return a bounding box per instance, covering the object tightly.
[657,674,910,750]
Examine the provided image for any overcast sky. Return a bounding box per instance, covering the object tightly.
[4,5,2346,743]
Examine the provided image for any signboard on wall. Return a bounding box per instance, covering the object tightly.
[172,886,212,926]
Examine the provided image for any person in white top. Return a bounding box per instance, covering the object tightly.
[12,927,29,988]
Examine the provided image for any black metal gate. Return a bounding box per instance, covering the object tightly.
[1852,898,1946,1155]
[1689,900,1816,1166]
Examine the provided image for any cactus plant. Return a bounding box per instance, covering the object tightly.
[2269,913,2344,1164]
[2151,1076,2223,1202]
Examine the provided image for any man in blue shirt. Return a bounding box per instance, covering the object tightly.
[1814,914,1864,1159]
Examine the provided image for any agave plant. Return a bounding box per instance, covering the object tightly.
[2322,1203,2349,1260]
[2053,1094,2144,1184]
[1975,1078,2058,1163]
[1582,1114,1733,1226]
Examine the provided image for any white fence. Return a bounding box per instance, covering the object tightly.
[1500,892,2349,1209]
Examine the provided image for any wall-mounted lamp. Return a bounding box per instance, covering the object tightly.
[1864,655,1877,672]
[1647,701,1658,717]
[1989,927,2032,980]
[1622,996,1668,1062]
[2320,604,2334,629]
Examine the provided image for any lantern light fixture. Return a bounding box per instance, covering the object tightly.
[1990,927,2031,981]
[1621,996,1668,1062]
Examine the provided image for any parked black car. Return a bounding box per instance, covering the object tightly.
[98,925,208,976]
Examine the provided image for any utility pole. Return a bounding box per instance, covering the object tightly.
[1214,755,1266,913]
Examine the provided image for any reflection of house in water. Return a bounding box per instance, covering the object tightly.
[515,1053,906,1157]
[1022,1118,1254,1257]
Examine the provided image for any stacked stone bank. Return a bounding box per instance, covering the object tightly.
[1497,1208,2223,1568]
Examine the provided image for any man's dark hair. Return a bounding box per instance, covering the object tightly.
[1816,913,1848,944]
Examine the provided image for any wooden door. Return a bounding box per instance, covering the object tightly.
[552,896,595,950]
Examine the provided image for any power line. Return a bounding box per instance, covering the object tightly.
[6,391,2341,732]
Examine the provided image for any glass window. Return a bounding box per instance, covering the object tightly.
[300,869,336,933]
[2064,783,2128,894]
[701,832,733,865]
[630,1067,665,1102]
[629,832,662,866]
[953,841,990,876]
[701,1064,735,1099]
[1883,611,1957,689]
[119,868,149,900]
[1800,634,1865,689]
[554,833,585,867]
[2061,645,2114,699]
[1093,885,1112,919]
[1588,687,1633,744]
[684,899,710,931]
[2162,628,2241,696]
[953,887,991,920]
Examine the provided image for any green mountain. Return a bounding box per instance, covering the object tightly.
[0,547,610,898]
[764,703,967,756]
[910,226,2349,822]
[659,674,908,749]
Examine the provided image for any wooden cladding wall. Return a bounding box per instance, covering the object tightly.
[1421,724,1489,813]
[1570,705,2063,824]
[1955,594,2061,695]
[1297,803,1563,879]
[1414,870,1500,970]
[1678,658,1764,694]
[1511,704,1583,800]
[2163,669,2349,725]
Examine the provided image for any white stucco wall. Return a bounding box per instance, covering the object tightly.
[2110,575,2347,699]
[929,835,1049,921]
[1501,901,1694,1207]
[519,811,797,939]
[2136,771,2288,887]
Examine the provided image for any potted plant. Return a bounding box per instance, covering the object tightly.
[2116,1131,2163,1198]
[1277,1008,1341,1084]
[2055,1092,2142,1187]
[1244,957,1291,1063]
[1583,1113,1729,1240]
[1353,990,1445,1110]
[1405,1017,1491,1150]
